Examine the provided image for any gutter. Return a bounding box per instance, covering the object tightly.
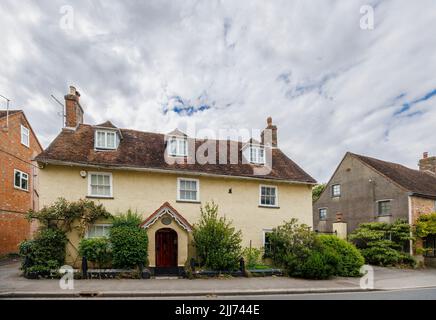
[408,192,436,200]
[35,159,317,186]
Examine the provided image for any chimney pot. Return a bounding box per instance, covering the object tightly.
[69,86,76,95]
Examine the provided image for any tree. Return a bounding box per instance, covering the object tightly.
[192,202,242,271]
[312,184,326,202]
[349,220,415,267]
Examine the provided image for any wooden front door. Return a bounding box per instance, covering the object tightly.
[155,228,178,267]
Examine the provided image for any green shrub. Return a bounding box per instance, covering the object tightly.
[19,228,67,274]
[299,245,339,279]
[192,202,242,271]
[242,247,262,269]
[415,212,436,238]
[27,198,112,236]
[109,211,148,269]
[318,235,364,277]
[79,238,112,269]
[349,220,415,267]
[268,218,316,270]
[112,209,142,228]
[360,240,416,267]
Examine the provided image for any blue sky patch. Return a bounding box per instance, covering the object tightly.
[394,88,436,116]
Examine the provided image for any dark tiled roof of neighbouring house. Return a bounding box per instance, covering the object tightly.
[0,110,21,119]
[35,123,317,184]
[351,152,436,197]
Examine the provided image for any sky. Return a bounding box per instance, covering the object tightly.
[1,0,435,182]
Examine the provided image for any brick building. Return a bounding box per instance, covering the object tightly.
[0,110,43,255]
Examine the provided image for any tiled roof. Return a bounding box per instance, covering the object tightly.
[35,123,316,184]
[351,152,436,197]
[0,110,21,119]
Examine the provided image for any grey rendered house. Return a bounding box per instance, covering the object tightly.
[313,152,436,257]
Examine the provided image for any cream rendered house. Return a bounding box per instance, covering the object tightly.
[35,86,316,274]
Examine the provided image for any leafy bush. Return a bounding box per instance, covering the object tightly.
[242,247,262,269]
[349,220,415,267]
[415,213,436,238]
[360,240,415,267]
[192,202,242,271]
[109,211,148,269]
[318,235,364,277]
[268,219,315,269]
[112,210,142,228]
[299,245,339,279]
[79,238,112,269]
[312,184,326,202]
[19,228,67,274]
[268,220,364,279]
[27,198,112,237]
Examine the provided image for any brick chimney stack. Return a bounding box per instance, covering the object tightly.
[261,116,278,147]
[64,85,83,128]
[419,152,436,174]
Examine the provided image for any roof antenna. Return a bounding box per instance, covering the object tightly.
[0,94,11,129]
[51,94,65,128]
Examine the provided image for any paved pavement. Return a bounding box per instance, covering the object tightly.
[1,261,436,298]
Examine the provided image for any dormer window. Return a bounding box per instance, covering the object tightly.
[95,130,117,150]
[168,137,187,157]
[250,146,265,164]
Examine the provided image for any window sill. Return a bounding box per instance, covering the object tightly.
[258,205,280,209]
[86,196,114,200]
[176,200,201,204]
[94,148,117,151]
[14,186,29,193]
[376,214,392,217]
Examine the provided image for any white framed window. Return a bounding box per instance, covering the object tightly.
[332,184,341,197]
[250,146,265,164]
[177,178,199,202]
[319,208,327,220]
[259,185,278,207]
[95,130,117,149]
[21,125,29,147]
[88,172,113,198]
[86,224,112,238]
[14,169,29,191]
[168,138,187,157]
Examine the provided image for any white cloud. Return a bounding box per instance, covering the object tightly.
[1,0,435,181]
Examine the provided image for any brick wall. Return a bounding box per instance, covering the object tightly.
[0,112,42,255]
[410,196,436,255]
